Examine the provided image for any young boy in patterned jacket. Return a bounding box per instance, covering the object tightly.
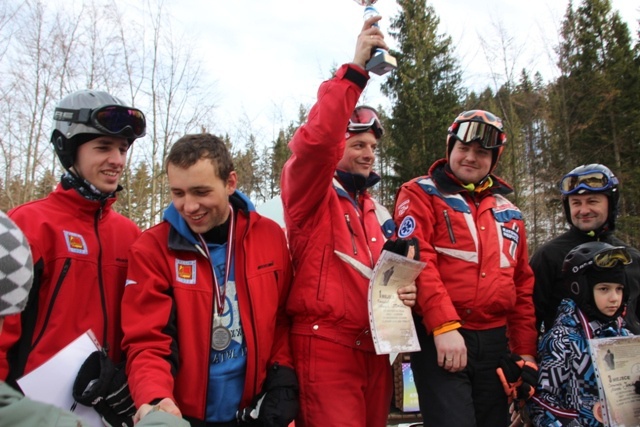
[529,241,632,427]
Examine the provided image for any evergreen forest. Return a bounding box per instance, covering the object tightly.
[1,0,639,253]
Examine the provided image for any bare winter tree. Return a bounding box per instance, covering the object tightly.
[119,0,218,227]
[0,1,86,209]
[0,0,219,229]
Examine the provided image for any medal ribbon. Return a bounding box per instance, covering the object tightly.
[197,204,235,320]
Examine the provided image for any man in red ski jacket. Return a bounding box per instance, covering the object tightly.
[122,133,297,426]
[281,15,417,427]
[392,110,537,427]
[0,90,144,389]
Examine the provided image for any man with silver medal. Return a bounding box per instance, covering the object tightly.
[122,133,298,427]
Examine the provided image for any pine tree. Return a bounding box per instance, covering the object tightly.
[233,135,262,202]
[122,162,153,229]
[381,0,463,187]
[550,0,640,243]
[267,128,293,199]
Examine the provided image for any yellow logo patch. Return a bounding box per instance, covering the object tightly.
[63,231,88,255]
[175,259,197,284]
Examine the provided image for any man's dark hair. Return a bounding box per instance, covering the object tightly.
[166,133,234,181]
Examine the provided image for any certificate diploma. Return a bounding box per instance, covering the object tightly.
[589,335,640,426]
[368,250,425,355]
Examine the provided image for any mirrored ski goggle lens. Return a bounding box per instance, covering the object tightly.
[453,121,505,149]
[594,248,632,268]
[93,106,146,137]
[348,107,384,138]
[560,172,609,195]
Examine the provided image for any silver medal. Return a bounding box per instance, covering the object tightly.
[211,325,231,351]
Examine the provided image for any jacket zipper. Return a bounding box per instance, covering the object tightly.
[345,214,358,255]
[443,210,456,244]
[31,258,72,350]
[94,203,110,352]
[240,213,261,398]
[195,239,215,418]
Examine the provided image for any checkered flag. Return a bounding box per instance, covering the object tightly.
[0,210,33,316]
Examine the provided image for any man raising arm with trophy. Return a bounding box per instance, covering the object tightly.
[280,9,416,427]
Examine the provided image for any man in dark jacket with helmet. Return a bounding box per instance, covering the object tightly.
[391,110,537,427]
[0,90,144,424]
[531,164,640,335]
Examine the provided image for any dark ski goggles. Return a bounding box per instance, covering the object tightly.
[347,106,384,138]
[559,171,613,196]
[54,105,146,138]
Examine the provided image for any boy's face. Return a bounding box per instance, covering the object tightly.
[73,136,129,193]
[168,158,237,234]
[593,282,624,317]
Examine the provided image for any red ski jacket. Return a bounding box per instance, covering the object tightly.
[121,194,293,419]
[281,64,395,351]
[393,160,537,356]
[0,183,140,382]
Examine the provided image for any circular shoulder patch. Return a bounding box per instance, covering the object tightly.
[397,215,416,238]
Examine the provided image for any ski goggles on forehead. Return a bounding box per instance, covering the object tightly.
[594,247,632,269]
[347,106,384,138]
[449,121,506,150]
[54,105,146,138]
[559,171,613,195]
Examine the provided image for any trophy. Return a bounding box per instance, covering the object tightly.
[353,0,397,76]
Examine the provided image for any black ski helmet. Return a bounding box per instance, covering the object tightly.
[562,241,631,322]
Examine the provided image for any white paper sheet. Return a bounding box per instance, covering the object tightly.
[17,330,104,427]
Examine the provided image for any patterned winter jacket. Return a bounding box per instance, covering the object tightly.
[528,298,629,427]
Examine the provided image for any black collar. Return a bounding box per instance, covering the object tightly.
[200,210,233,244]
[335,169,380,194]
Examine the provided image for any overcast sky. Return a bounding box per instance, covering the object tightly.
[169,1,639,141]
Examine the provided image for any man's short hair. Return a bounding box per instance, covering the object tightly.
[166,133,235,181]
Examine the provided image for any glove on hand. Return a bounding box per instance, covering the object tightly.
[635,380,640,394]
[496,354,538,402]
[103,364,136,421]
[73,350,135,427]
[383,237,420,260]
[237,363,299,427]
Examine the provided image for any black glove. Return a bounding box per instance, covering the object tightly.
[73,350,136,427]
[496,354,538,402]
[237,363,299,427]
[383,237,420,260]
[635,380,640,394]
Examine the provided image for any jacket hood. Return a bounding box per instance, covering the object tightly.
[162,190,255,244]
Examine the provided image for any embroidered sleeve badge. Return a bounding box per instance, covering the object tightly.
[398,215,416,238]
